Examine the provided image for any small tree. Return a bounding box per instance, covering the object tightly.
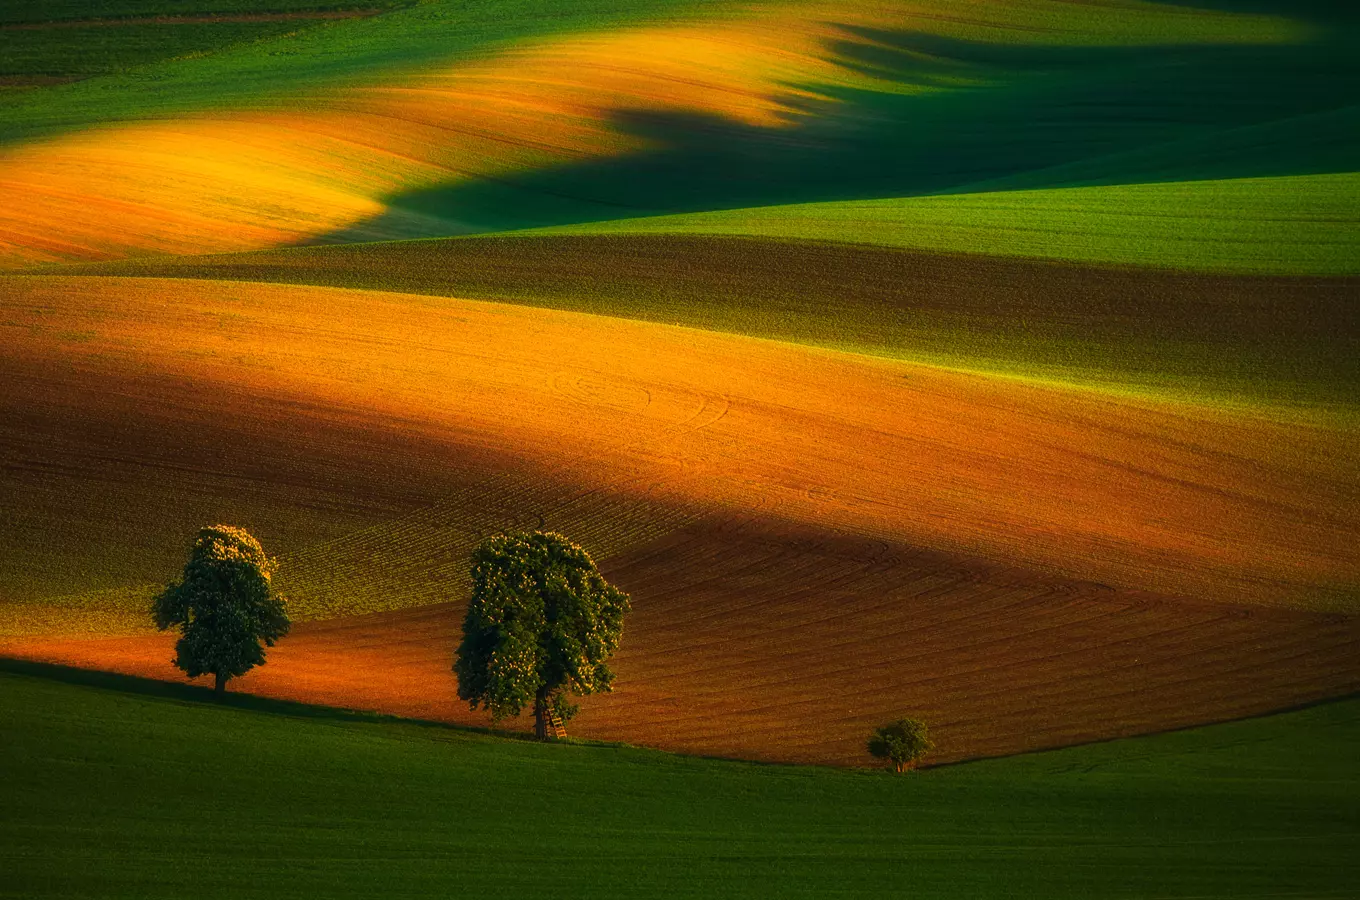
[152,525,290,698]
[455,531,630,740]
[868,717,934,773]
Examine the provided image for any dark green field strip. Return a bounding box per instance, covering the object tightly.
[0,21,340,77]
[0,1,408,81]
[2,664,1357,899]
[957,102,1360,193]
[68,234,1360,406]
[0,2,405,26]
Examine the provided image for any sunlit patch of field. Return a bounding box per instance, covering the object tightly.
[5,516,1357,766]
[0,0,1301,266]
[3,275,1356,612]
[78,234,1359,407]
[529,173,1360,275]
[0,0,889,266]
[0,355,699,635]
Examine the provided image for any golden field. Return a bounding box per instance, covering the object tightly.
[2,274,1356,764]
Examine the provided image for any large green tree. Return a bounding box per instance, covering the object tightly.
[455,530,630,740]
[152,525,290,697]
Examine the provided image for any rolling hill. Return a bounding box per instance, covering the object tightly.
[2,275,1356,765]
[66,230,1360,406]
[1,0,1357,776]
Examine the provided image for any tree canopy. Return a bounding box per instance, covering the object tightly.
[152,525,290,696]
[868,718,934,773]
[455,530,630,739]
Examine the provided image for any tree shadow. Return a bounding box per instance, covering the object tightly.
[0,655,517,739]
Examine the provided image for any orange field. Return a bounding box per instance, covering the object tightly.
[2,272,1357,764]
[4,276,1356,608]
[6,516,1357,766]
[0,2,896,267]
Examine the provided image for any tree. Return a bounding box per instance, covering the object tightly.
[867,717,934,773]
[152,525,290,698]
[455,530,630,740]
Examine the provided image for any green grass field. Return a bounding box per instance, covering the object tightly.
[0,1,412,85]
[348,3,1357,240]
[0,22,328,79]
[0,0,403,23]
[524,174,1360,276]
[2,663,1356,899]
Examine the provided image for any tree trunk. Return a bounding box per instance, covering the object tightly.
[534,689,549,741]
[214,671,228,699]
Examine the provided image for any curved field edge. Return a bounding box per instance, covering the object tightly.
[1,668,1357,898]
[7,513,1356,767]
[65,234,1360,409]
[518,173,1360,276]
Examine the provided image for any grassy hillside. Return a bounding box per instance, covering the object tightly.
[76,233,1359,405]
[2,666,1357,899]
[0,0,726,141]
[523,174,1360,275]
[358,4,1355,239]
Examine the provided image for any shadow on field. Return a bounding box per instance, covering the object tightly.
[0,656,523,739]
[0,656,798,767]
[326,4,1360,239]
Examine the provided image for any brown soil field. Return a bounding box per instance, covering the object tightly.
[5,516,1357,766]
[3,275,1356,765]
[81,234,1360,403]
[3,275,1356,612]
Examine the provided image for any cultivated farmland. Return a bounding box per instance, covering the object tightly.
[2,272,1357,766]
[526,174,1360,276]
[73,234,1360,405]
[1,1,1357,890]
[8,515,1359,765]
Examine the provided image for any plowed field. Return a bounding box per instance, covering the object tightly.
[6,517,1357,766]
[2,273,1358,765]
[6,276,1359,610]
